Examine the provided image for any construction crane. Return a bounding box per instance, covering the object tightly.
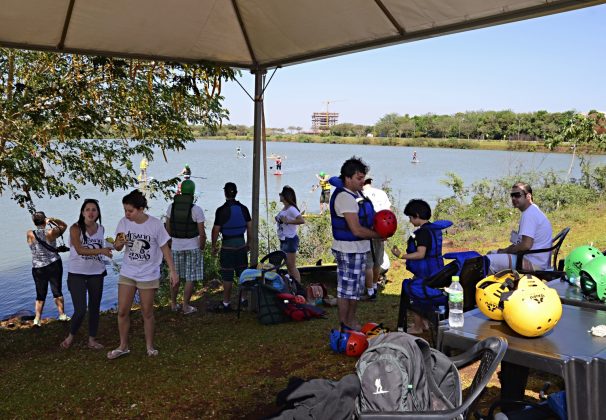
[312,99,345,132]
[323,99,345,125]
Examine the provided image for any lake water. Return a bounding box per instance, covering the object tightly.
[1,139,604,319]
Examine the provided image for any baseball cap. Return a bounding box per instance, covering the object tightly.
[180,180,195,195]
[223,182,237,194]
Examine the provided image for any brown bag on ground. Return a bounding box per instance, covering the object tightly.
[306,283,326,305]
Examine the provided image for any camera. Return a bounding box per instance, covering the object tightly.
[56,245,70,253]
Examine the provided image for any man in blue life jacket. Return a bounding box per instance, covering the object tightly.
[361,175,392,301]
[392,199,449,333]
[165,180,206,314]
[211,182,252,312]
[329,157,382,331]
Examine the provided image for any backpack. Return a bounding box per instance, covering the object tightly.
[355,332,461,415]
[276,293,327,321]
[306,283,327,305]
[270,374,360,420]
[257,283,290,325]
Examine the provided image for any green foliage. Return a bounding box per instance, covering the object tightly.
[533,183,596,212]
[435,168,606,232]
[0,49,236,209]
[156,240,221,306]
[545,112,606,151]
[298,214,334,263]
[440,172,466,199]
[258,201,334,265]
[370,110,577,142]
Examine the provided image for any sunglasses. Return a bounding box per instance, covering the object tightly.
[510,192,525,198]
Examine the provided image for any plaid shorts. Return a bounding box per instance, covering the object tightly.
[172,248,204,282]
[332,249,366,300]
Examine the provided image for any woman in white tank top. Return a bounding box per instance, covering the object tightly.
[60,199,113,350]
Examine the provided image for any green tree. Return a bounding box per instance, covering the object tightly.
[546,112,606,151]
[0,49,235,209]
[374,113,401,137]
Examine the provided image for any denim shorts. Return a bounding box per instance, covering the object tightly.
[280,235,300,253]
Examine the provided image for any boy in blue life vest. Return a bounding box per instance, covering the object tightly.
[329,156,382,332]
[392,199,448,334]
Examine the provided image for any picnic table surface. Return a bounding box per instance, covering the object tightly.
[438,305,606,419]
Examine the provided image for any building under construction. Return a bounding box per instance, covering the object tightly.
[312,112,339,131]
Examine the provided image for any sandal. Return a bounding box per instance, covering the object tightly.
[60,337,73,349]
[183,305,198,315]
[88,341,104,350]
[147,348,159,357]
[107,348,130,360]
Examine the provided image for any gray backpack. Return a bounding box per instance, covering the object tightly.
[355,332,461,415]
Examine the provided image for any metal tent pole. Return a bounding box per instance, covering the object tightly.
[250,68,266,265]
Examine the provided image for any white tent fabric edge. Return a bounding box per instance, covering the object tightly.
[1,0,605,263]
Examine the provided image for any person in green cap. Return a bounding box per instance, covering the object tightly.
[315,171,331,214]
[165,179,206,314]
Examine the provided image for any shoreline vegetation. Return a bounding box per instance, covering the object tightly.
[192,109,606,155]
[196,134,605,155]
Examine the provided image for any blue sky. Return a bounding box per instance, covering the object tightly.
[220,4,606,131]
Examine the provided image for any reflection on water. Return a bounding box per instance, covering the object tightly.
[1,139,604,319]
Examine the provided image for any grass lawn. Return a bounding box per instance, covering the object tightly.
[2,200,606,418]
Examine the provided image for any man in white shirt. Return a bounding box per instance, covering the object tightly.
[330,157,382,331]
[486,182,553,273]
[362,176,392,300]
[165,180,206,314]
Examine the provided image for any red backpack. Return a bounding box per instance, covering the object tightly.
[276,293,327,321]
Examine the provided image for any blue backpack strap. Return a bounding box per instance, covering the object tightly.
[443,251,482,276]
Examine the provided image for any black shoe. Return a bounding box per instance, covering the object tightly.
[239,299,248,309]
[214,302,233,313]
[361,293,377,302]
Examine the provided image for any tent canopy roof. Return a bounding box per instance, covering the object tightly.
[1,0,604,69]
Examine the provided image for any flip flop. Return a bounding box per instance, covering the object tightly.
[88,341,104,350]
[183,305,198,315]
[107,348,130,360]
[60,338,72,349]
[147,348,159,357]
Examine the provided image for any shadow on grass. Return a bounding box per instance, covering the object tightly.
[0,269,562,418]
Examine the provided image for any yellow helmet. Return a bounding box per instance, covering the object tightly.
[501,275,562,337]
[475,270,518,320]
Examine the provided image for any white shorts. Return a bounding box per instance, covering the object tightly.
[486,253,541,274]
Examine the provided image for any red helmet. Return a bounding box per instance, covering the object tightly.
[345,332,369,357]
[361,322,380,334]
[361,322,389,337]
[374,209,398,238]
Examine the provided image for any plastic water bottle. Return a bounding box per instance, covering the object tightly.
[448,276,464,328]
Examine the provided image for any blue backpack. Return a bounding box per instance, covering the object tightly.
[403,251,484,309]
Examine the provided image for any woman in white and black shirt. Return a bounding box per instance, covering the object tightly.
[60,199,113,350]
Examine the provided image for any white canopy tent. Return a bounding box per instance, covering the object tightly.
[2,0,604,262]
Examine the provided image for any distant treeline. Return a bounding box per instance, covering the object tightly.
[193,109,605,142]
